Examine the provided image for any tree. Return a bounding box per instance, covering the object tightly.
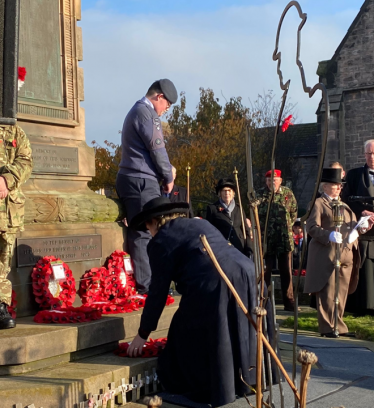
[166,88,298,215]
[88,139,121,196]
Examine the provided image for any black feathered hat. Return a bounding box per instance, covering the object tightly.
[215,178,236,195]
[129,197,189,230]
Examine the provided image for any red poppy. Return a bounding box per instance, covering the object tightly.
[12,139,17,148]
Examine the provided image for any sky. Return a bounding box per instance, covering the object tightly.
[79,0,364,146]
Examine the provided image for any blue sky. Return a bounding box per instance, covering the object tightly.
[79,0,364,146]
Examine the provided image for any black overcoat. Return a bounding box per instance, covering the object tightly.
[206,201,251,254]
[139,218,261,406]
[342,164,374,311]
[161,185,194,217]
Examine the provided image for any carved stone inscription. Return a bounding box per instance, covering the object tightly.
[32,144,79,174]
[19,0,63,107]
[17,235,102,267]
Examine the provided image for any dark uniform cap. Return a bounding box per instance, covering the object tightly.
[159,79,178,104]
[216,178,236,195]
[130,196,189,230]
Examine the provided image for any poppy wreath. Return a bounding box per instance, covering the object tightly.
[34,306,102,324]
[32,256,76,310]
[114,337,167,358]
[8,290,17,319]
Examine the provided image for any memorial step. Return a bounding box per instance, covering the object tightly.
[0,298,180,375]
[0,351,160,408]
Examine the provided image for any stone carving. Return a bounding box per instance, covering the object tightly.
[24,195,123,224]
[18,0,82,126]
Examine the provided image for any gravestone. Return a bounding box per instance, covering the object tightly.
[2,0,124,316]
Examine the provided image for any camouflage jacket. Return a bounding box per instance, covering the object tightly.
[257,185,298,255]
[0,125,33,232]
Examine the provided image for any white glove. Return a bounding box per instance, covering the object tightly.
[348,229,359,244]
[359,218,369,229]
[329,231,342,244]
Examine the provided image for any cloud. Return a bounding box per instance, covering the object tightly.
[79,1,358,145]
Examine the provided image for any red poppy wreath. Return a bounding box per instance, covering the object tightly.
[114,337,167,358]
[32,256,76,310]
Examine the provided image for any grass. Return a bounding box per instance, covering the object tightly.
[281,312,374,342]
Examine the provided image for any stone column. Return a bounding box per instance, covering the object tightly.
[10,0,124,316]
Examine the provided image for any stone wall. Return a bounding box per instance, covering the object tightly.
[292,157,318,214]
[317,0,374,171]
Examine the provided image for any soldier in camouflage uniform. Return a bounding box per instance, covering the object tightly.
[0,124,33,329]
[257,169,298,311]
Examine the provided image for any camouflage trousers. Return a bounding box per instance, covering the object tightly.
[0,232,16,306]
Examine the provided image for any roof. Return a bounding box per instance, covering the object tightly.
[259,122,318,158]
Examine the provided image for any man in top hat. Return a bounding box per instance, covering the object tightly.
[0,67,33,329]
[342,139,374,314]
[116,79,178,294]
[257,169,298,311]
[305,168,366,337]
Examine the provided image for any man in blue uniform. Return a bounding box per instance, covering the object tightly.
[116,79,178,293]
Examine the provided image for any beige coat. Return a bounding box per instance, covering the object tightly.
[304,195,360,294]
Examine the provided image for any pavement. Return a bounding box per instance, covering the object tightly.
[150,306,374,408]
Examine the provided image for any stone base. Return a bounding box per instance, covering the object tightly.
[0,352,160,408]
[0,298,180,374]
[10,221,126,317]
[273,275,311,305]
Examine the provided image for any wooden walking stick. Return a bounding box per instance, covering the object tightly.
[186,163,191,204]
[200,234,301,403]
[297,350,318,408]
[233,167,246,241]
[331,200,345,337]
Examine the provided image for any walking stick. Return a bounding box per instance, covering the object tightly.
[233,167,246,241]
[186,163,191,204]
[331,200,345,337]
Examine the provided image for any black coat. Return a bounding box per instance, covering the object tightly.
[342,164,374,311]
[206,201,251,254]
[139,218,265,406]
[161,185,194,217]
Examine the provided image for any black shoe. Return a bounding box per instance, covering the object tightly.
[321,332,339,338]
[340,332,356,338]
[0,303,16,330]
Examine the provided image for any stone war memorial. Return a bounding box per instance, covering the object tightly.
[0,1,179,407]
[1,1,374,408]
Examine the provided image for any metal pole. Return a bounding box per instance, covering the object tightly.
[233,167,247,240]
[186,163,191,204]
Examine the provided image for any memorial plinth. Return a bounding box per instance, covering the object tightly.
[8,0,125,317]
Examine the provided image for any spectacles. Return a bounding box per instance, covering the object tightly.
[365,152,374,156]
[162,95,171,109]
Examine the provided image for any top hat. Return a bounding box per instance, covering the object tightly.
[321,168,344,184]
[129,197,189,230]
[215,178,236,195]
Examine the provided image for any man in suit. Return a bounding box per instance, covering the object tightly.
[305,168,361,337]
[161,166,194,217]
[342,139,374,314]
[116,79,178,294]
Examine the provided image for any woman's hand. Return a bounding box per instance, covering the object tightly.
[127,334,147,357]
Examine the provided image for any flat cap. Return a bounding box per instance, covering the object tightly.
[159,79,178,104]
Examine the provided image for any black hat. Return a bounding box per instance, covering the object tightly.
[215,178,236,194]
[159,79,178,104]
[130,197,189,230]
[321,168,344,184]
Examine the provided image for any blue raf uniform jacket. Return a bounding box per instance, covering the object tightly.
[118,99,173,185]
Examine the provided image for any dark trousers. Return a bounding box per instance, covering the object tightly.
[116,174,161,293]
[265,252,294,309]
